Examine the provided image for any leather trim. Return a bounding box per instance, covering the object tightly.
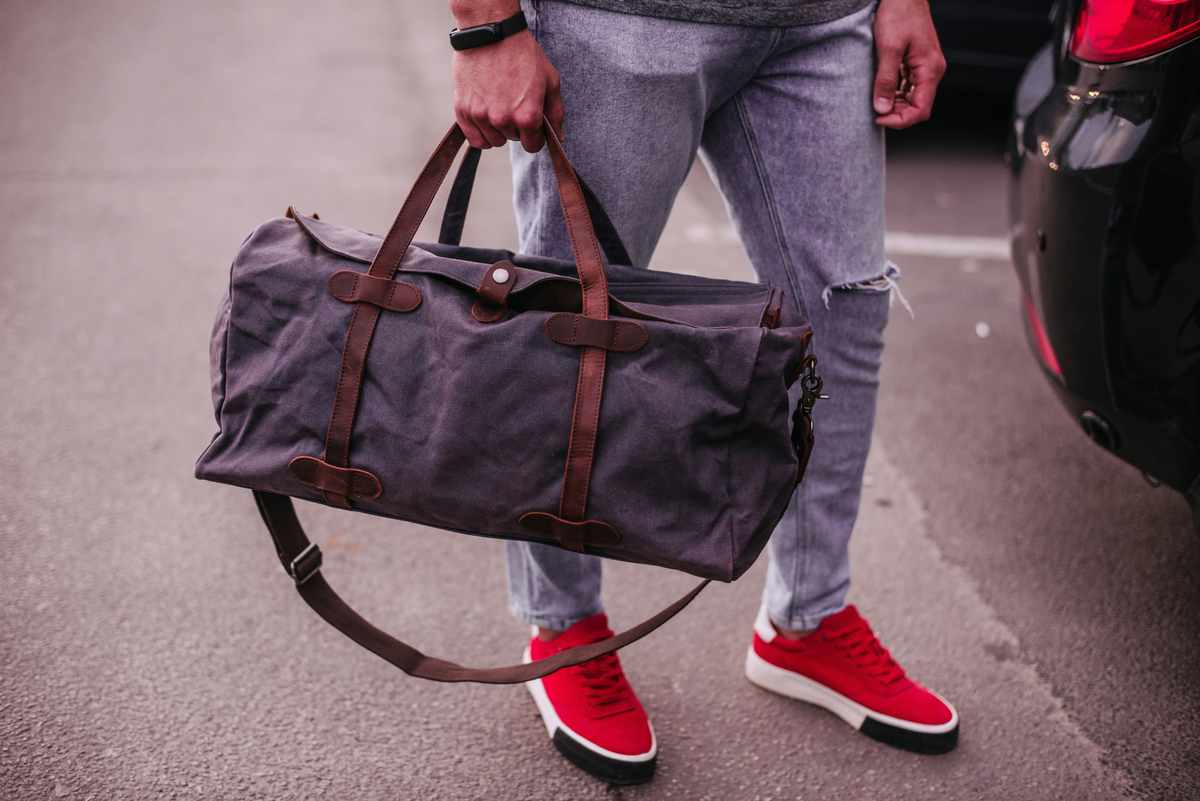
[544,313,648,352]
[541,125,610,526]
[315,125,468,508]
[471,299,507,323]
[285,206,320,221]
[519,511,621,554]
[477,260,516,305]
[559,345,606,522]
[472,260,516,323]
[786,330,814,389]
[328,271,422,312]
[289,456,383,500]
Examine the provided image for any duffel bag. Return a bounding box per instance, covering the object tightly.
[195,122,824,683]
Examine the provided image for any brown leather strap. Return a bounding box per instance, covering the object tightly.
[328,271,422,313]
[477,260,517,306]
[439,146,634,268]
[543,128,607,320]
[559,346,607,522]
[518,511,621,553]
[472,261,517,323]
[317,126,467,507]
[545,313,648,352]
[289,456,383,500]
[538,125,615,527]
[254,491,708,684]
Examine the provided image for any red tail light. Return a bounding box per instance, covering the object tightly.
[1071,0,1200,63]
[1021,288,1063,379]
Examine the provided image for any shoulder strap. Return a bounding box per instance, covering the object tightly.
[254,491,708,683]
[438,146,635,268]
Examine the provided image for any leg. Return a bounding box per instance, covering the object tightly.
[703,7,959,752]
[506,0,772,626]
[699,3,889,631]
[503,2,784,781]
[505,540,603,631]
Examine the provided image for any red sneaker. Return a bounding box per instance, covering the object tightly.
[746,604,959,754]
[523,614,656,784]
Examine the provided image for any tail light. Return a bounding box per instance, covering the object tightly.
[1021,287,1063,379]
[1071,0,1200,63]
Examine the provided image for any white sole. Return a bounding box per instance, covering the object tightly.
[745,647,959,736]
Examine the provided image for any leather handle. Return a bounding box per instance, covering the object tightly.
[313,122,618,529]
[439,146,634,268]
[373,120,610,318]
[541,123,609,321]
[254,491,708,684]
[319,121,610,506]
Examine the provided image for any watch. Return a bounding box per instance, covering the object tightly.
[449,10,528,51]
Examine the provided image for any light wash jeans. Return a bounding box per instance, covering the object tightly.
[507,0,892,632]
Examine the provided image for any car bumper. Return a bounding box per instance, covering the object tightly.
[1007,37,1200,492]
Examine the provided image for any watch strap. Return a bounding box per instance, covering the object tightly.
[449,10,528,51]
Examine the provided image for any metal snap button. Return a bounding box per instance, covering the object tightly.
[492,267,510,284]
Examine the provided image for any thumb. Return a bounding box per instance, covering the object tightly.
[873,43,903,115]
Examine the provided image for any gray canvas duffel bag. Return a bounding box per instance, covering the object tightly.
[195,123,824,683]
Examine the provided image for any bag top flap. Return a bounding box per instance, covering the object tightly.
[290,211,570,296]
[286,212,788,328]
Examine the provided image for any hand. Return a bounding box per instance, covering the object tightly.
[450,0,564,152]
[872,0,946,129]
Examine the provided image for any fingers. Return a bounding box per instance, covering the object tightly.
[516,106,547,153]
[456,110,500,150]
[873,38,904,116]
[451,36,561,153]
[872,0,946,128]
[875,59,943,129]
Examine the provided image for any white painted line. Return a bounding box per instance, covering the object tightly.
[885,232,1011,261]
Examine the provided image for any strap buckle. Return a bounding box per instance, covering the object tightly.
[288,543,323,585]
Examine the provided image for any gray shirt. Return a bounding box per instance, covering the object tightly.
[555,0,875,27]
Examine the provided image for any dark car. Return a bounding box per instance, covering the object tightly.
[1007,0,1200,528]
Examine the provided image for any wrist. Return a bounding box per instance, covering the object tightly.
[449,0,522,28]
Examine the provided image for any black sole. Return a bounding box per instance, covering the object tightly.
[552,728,657,785]
[860,717,959,755]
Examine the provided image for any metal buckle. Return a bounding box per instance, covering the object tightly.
[288,543,323,585]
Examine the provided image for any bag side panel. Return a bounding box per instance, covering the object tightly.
[195,218,351,500]
[727,322,811,580]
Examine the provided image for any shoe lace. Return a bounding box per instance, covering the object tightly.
[568,639,635,716]
[824,620,906,686]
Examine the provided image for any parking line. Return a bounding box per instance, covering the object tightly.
[885,232,1011,261]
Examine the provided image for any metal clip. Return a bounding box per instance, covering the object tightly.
[288,543,323,586]
[792,354,827,487]
[798,355,829,414]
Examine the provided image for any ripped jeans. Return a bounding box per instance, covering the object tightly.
[506,0,893,632]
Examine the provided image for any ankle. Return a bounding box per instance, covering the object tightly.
[772,620,818,641]
[537,626,564,642]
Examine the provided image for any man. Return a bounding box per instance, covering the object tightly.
[449,0,954,784]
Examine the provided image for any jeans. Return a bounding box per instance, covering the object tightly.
[506,0,892,632]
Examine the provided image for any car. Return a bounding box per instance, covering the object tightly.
[1007,0,1200,529]
[930,0,1055,85]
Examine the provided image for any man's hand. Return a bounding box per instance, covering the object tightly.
[872,0,946,129]
[450,0,563,152]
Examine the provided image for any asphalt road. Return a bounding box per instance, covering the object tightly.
[2,3,1198,800]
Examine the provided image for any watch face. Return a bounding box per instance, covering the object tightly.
[451,24,500,51]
